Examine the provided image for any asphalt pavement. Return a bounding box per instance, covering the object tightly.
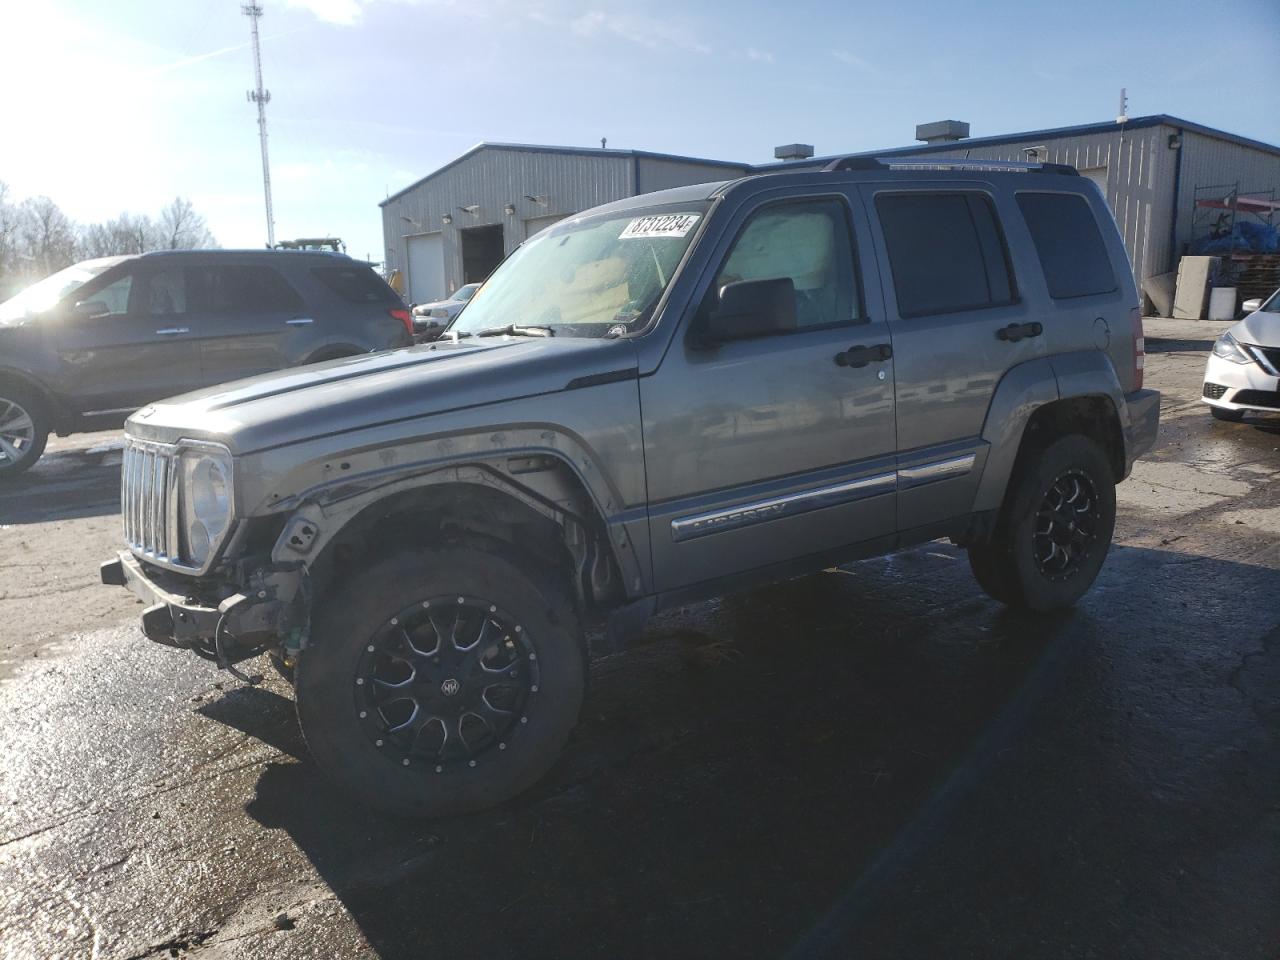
[0,320,1276,959]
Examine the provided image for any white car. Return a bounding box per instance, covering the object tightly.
[1203,290,1280,422]
[410,282,481,332]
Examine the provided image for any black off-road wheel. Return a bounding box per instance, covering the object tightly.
[0,382,49,480]
[967,434,1116,613]
[1210,406,1244,422]
[295,544,584,818]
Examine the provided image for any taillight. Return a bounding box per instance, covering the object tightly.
[1131,307,1144,391]
[389,307,413,337]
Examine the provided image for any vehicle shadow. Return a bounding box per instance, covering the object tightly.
[227,541,1279,959]
[232,544,1061,959]
[1144,337,1215,353]
[0,435,123,524]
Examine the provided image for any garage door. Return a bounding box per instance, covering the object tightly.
[524,215,566,241]
[407,233,445,304]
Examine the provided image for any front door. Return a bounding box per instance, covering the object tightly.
[642,193,898,593]
[54,264,201,413]
[859,184,1047,530]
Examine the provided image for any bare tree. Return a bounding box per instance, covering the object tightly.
[158,197,216,250]
[19,196,78,275]
[0,182,21,297]
[80,214,158,258]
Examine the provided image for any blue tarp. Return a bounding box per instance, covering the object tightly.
[1191,220,1280,255]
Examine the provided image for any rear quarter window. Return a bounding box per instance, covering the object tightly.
[875,192,1016,318]
[311,265,400,304]
[1016,192,1117,299]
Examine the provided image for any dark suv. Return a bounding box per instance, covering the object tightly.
[0,249,412,476]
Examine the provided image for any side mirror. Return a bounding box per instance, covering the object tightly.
[72,300,111,319]
[703,277,797,343]
[1241,298,1262,314]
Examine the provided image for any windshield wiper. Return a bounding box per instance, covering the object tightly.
[475,324,555,338]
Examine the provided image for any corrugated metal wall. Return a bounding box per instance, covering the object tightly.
[1170,129,1280,256]
[382,149,635,296]
[636,157,749,194]
[895,125,1177,283]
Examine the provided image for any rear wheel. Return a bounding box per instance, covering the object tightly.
[295,544,584,817]
[967,434,1116,613]
[1210,406,1244,422]
[0,384,49,480]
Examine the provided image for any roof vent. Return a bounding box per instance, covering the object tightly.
[774,143,815,161]
[914,120,970,144]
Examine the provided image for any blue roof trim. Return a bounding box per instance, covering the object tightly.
[753,115,1280,172]
[381,142,749,206]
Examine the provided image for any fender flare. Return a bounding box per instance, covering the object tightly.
[261,428,650,599]
[972,352,1127,513]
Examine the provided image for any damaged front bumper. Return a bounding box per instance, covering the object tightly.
[100,551,309,667]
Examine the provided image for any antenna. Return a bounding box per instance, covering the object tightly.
[242,3,275,247]
[1116,87,1129,124]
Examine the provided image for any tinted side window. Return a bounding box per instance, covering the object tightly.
[143,268,187,315]
[714,199,858,329]
[198,266,303,312]
[311,265,399,304]
[83,273,135,317]
[875,193,1016,317]
[1016,192,1117,299]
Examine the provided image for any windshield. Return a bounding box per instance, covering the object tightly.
[453,284,480,302]
[449,203,709,338]
[0,258,126,326]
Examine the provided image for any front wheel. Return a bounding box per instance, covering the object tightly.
[295,544,584,817]
[967,434,1117,613]
[0,384,49,480]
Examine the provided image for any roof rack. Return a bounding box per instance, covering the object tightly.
[822,156,1079,176]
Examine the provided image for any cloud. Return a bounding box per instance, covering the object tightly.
[745,47,775,63]
[832,49,875,72]
[568,9,711,54]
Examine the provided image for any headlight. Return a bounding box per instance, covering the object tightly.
[180,447,234,567]
[1212,333,1253,365]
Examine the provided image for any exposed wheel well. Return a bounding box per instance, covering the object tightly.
[1020,395,1125,481]
[306,479,621,617]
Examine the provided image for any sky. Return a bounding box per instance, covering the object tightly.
[2,0,1277,265]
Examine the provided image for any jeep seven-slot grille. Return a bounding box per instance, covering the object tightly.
[122,440,180,563]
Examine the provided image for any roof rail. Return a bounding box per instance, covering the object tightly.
[822,156,1079,176]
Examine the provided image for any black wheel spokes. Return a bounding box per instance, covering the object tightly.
[1033,471,1099,580]
[356,596,536,770]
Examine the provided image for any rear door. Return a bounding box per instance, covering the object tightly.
[190,263,306,385]
[53,263,202,411]
[642,191,898,592]
[859,183,1046,531]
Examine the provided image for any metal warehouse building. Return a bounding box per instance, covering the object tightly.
[380,144,748,303]
[382,115,1279,308]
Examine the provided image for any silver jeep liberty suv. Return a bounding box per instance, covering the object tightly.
[103,156,1159,817]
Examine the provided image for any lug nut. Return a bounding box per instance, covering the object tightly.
[359,711,367,718]
[375,739,383,747]
[402,759,410,767]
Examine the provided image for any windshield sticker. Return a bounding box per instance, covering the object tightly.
[619,213,700,240]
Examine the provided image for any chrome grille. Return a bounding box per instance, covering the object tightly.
[121,439,180,563]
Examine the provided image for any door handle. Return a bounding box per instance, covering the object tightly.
[835,343,893,368]
[155,327,190,335]
[995,322,1043,343]
[286,317,315,326]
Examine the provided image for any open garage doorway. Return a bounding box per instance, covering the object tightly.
[461,225,504,283]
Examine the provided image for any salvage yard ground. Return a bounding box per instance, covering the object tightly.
[1,318,1277,959]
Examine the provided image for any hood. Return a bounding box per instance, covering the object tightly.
[126,336,639,454]
[1234,309,1280,347]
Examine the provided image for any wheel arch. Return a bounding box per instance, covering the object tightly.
[0,367,67,433]
[973,352,1129,513]
[270,453,637,618]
